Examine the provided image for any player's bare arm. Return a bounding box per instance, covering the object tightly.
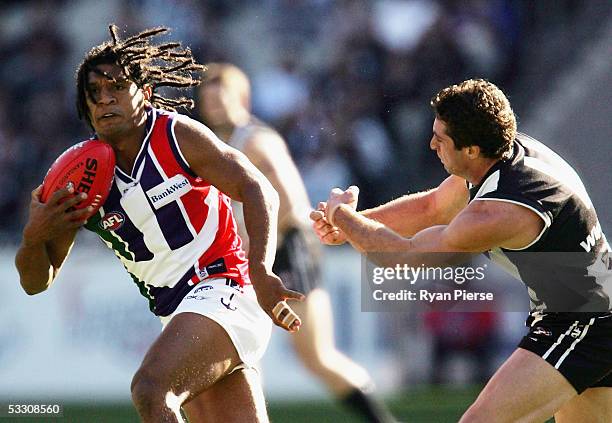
[310,175,469,245]
[15,185,91,294]
[174,118,278,271]
[174,117,305,331]
[328,190,544,267]
[363,175,469,235]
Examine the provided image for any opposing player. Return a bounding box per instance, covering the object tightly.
[15,26,304,423]
[197,63,396,423]
[311,79,612,422]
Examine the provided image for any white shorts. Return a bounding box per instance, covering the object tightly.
[159,278,272,367]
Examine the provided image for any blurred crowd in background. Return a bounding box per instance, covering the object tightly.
[2,0,608,241]
[1,0,611,387]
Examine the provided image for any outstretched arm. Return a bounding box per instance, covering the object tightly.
[328,191,544,267]
[311,175,469,245]
[362,175,469,236]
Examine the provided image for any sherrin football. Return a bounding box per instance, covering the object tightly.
[41,139,115,218]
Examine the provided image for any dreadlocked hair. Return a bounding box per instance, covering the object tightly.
[76,24,206,128]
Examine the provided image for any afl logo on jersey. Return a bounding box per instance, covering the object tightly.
[99,211,125,231]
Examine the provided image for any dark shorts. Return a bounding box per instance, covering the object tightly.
[518,312,612,394]
[272,228,321,295]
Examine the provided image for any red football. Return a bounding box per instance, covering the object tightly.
[41,139,115,218]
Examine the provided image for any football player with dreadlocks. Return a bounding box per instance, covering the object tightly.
[16,25,303,423]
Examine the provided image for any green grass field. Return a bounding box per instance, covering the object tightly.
[7,386,555,422]
[269,386,483,423]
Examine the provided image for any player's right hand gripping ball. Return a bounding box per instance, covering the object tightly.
[41,139,115,218]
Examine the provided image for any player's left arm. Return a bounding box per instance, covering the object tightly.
[331,198,544,267]
[174,116,304,331]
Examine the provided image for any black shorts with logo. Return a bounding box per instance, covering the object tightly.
[518,312,612,393]
[272,228,321,295]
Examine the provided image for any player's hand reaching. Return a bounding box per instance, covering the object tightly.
[23,183,92,245]
[251,269,305,332]
[309,185,360,245]
[310,202,347,245]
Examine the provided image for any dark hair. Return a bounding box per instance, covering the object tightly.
[430,79,516,159]
[76,25,205,128]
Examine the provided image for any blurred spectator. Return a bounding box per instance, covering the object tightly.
[2,0,609,242]
[252,58,310,122]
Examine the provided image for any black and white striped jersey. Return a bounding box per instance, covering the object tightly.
[469,133,611,312]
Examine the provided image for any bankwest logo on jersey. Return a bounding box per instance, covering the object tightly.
[146,174,192,209]
[99,211,125,231]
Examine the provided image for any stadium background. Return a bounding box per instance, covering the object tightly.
[1,1,611,421]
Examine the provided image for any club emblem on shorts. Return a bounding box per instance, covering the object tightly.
[99,211,125,231]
